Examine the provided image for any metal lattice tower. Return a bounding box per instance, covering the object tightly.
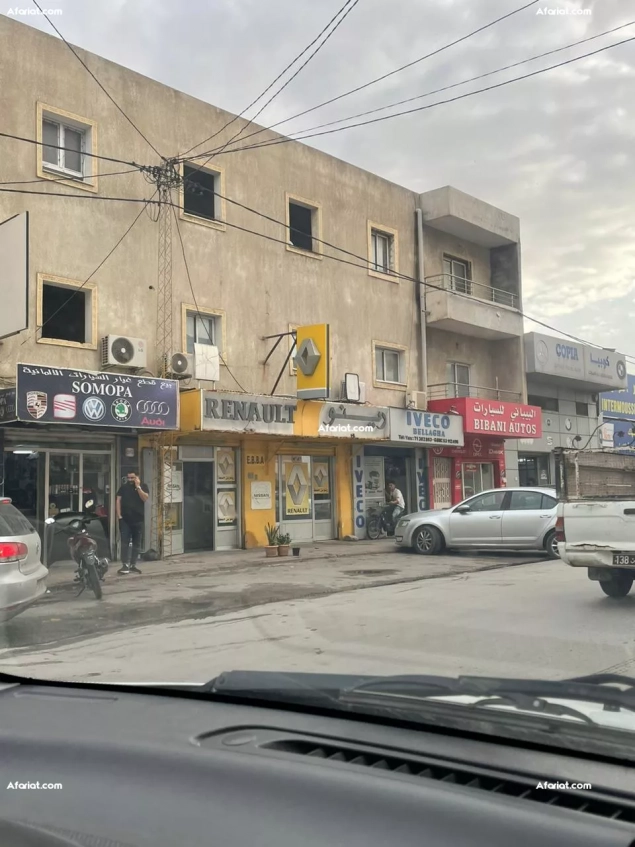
[147,162,182,558]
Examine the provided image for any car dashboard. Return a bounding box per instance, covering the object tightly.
[2,681,635,847]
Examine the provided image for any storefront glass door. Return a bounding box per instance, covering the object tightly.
[278,456,334,542]
[47,453,81,516]
[461,462,494,499]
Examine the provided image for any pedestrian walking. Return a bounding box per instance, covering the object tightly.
[116,472,149,575]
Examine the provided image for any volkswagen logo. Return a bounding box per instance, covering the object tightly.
[136,400,169,415]
[83,397,106,422]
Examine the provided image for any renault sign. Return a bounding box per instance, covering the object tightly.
[295,324,330,399]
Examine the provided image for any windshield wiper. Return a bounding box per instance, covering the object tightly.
[207,670,635,720]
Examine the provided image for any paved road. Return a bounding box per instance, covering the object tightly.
[0,547,538,651]
[2,559,634,684]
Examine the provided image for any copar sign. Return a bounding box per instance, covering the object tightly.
[202,392,297,435]
[16,364,179,429]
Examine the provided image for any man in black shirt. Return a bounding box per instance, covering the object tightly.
[116,471,149,575]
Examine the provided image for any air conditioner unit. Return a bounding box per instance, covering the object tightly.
[101,335,147,369]
[168,352,192,380]
[406,391,427,410]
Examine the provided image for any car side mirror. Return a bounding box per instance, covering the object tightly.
[455,504,471,514]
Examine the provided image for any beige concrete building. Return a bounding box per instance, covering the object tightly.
[0,16,531,558]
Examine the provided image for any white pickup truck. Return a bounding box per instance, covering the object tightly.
[556,448,635,598]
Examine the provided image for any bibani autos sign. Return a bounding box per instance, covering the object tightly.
[16,365,179,429]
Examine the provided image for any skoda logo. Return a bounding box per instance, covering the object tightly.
[112,399,132,422]
[83,397,106,421]
[617,360,627,380]
[136,400,169,415]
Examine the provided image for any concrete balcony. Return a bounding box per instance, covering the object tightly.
[418,186,519,248]
[428,382,522,403]
[425,273,523,340]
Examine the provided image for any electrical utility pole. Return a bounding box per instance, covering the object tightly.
[143,160,182,558]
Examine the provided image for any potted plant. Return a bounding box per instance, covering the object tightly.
[265,523,280,558]
[277,532,291,557]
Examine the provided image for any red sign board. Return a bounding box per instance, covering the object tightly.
[431,435,505,459]
[428,398,542,438]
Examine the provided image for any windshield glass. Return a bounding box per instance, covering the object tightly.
[1,0,634,756]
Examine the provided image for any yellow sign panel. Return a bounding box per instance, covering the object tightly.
[295,324,330,400]
[313,461,330,495]
[284,460,311,516]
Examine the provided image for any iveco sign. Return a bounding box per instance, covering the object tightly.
[525,332,627,390]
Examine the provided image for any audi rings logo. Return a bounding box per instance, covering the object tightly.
[136,400,169,415]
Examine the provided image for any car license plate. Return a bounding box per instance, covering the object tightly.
[612,554,635,566]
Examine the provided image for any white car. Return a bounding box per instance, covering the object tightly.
[394,487,559,558]
[0,498,48,621]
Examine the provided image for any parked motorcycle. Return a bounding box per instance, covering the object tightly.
[366,504,405,540]
[44,501,109,599]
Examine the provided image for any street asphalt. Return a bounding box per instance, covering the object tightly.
[0,542,542,654]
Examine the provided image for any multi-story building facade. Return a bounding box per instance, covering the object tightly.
[0,16,536,556]
[505,332,628,487]
[599,375,635,454]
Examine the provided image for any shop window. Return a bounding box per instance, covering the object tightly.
[448,362,471,398]
[375,345,405,385]
[576,401,589,416]
[443,255,471,295]
[37,274,97,349]
[528,395,559,412]
[312,459,332,521]
[281,456,313,521]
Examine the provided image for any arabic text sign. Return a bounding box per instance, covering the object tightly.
[584,347,627,388]
[16,365,179,429]
[203,392,296,435]
[389,409,464,446]
[428,398,542,438]
[0,388,17,423]
[525,331,627,389]
[317,403,389,439]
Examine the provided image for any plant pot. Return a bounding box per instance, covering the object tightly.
[265,545,279,558]
[292,547,301,557]
[278,545,290,557]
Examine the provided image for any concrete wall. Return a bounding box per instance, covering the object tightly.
[423,228,491,290]
[0,16,420,410]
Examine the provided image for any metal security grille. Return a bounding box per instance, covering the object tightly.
[432,457,452,509]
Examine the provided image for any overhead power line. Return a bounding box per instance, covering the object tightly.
[18,191,157,350]
[179,0,361,197]
[0,167,145,187]
[0,186,160,204]
[259,20,635,139]
[31,0,164,161]
[199,35,635,155]
[181,0,361,159]
[166,192,635,366]
[0,131,147,169]
[171,205,248,393]
[179,0,540,162]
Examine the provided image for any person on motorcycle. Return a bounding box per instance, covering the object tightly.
[384,481,405,527]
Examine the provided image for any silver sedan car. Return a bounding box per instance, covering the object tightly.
[395,487,559,558]
[0,498,48,621]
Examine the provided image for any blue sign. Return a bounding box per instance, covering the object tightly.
[600,374,635,452]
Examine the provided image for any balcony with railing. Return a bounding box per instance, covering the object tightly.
[424,273,523,340]
[428,382,522,403]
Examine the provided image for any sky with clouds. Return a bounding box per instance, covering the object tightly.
[4,0,635,358]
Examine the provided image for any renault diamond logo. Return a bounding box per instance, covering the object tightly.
[295,338,321,376]
[287,464,309,506]
[83,397,106,421]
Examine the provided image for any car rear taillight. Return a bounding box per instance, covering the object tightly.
[555,516,565,544]
[0,542,28,563]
